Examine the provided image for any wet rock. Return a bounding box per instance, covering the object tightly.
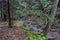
[47,31,60,40]
[30,25,43,32]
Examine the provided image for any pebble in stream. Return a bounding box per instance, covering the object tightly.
[30,25,43,32]
[24,21,43,32]
[25,23,43,32]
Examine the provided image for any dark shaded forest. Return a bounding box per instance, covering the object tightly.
[0,0,60,40]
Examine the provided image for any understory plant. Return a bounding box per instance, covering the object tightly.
[25,31,47,40]
[14,20,47,40]
[34,10,51,24]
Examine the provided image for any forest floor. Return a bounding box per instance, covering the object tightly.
[19,16,60,40]
[0,15,60,40]
[0,21,43,40]
[0,23,27,40]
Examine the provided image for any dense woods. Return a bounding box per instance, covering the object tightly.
[0,0,60,40]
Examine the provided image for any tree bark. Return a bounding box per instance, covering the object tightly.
[3,1,7,21]
[8,0,12,28]
[44,0,59,35]
[1,2,3,20]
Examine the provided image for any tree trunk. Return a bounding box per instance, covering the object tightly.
[3,14,7,21]
[1,2,3,21]
[44,0,59,35]
[3,1,7,21]
[8,0,12,28]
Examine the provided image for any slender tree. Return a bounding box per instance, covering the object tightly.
[44,0,59,35]
[0,1,3,20]
[1,2,2,18]
[8,0,12,28]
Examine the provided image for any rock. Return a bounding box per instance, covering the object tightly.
[46,32,60,40]
[30,25,43,32]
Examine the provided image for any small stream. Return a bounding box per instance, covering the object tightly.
[19,20,60,40]
[28,25,43,32]
[24,21,43,32]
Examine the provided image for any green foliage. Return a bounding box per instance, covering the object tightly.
[43,14,51,21]
[17,0,49,9]
[40,0,50,7]
[25,31,47,40]
[34,10,51,21]
[16,9,27,16]
[16,9,31,17]
[54,12,60,21]
[34,10,43,16]
[56,12,60,15]
[16,0,50,18]
[14,20,47,40]
[14,20,24,27]
[36,18,43,24]
[34,10,51,25]
[14,20,31,31]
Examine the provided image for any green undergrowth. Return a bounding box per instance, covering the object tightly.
[25,31,47,40]
[14,20,47,40]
